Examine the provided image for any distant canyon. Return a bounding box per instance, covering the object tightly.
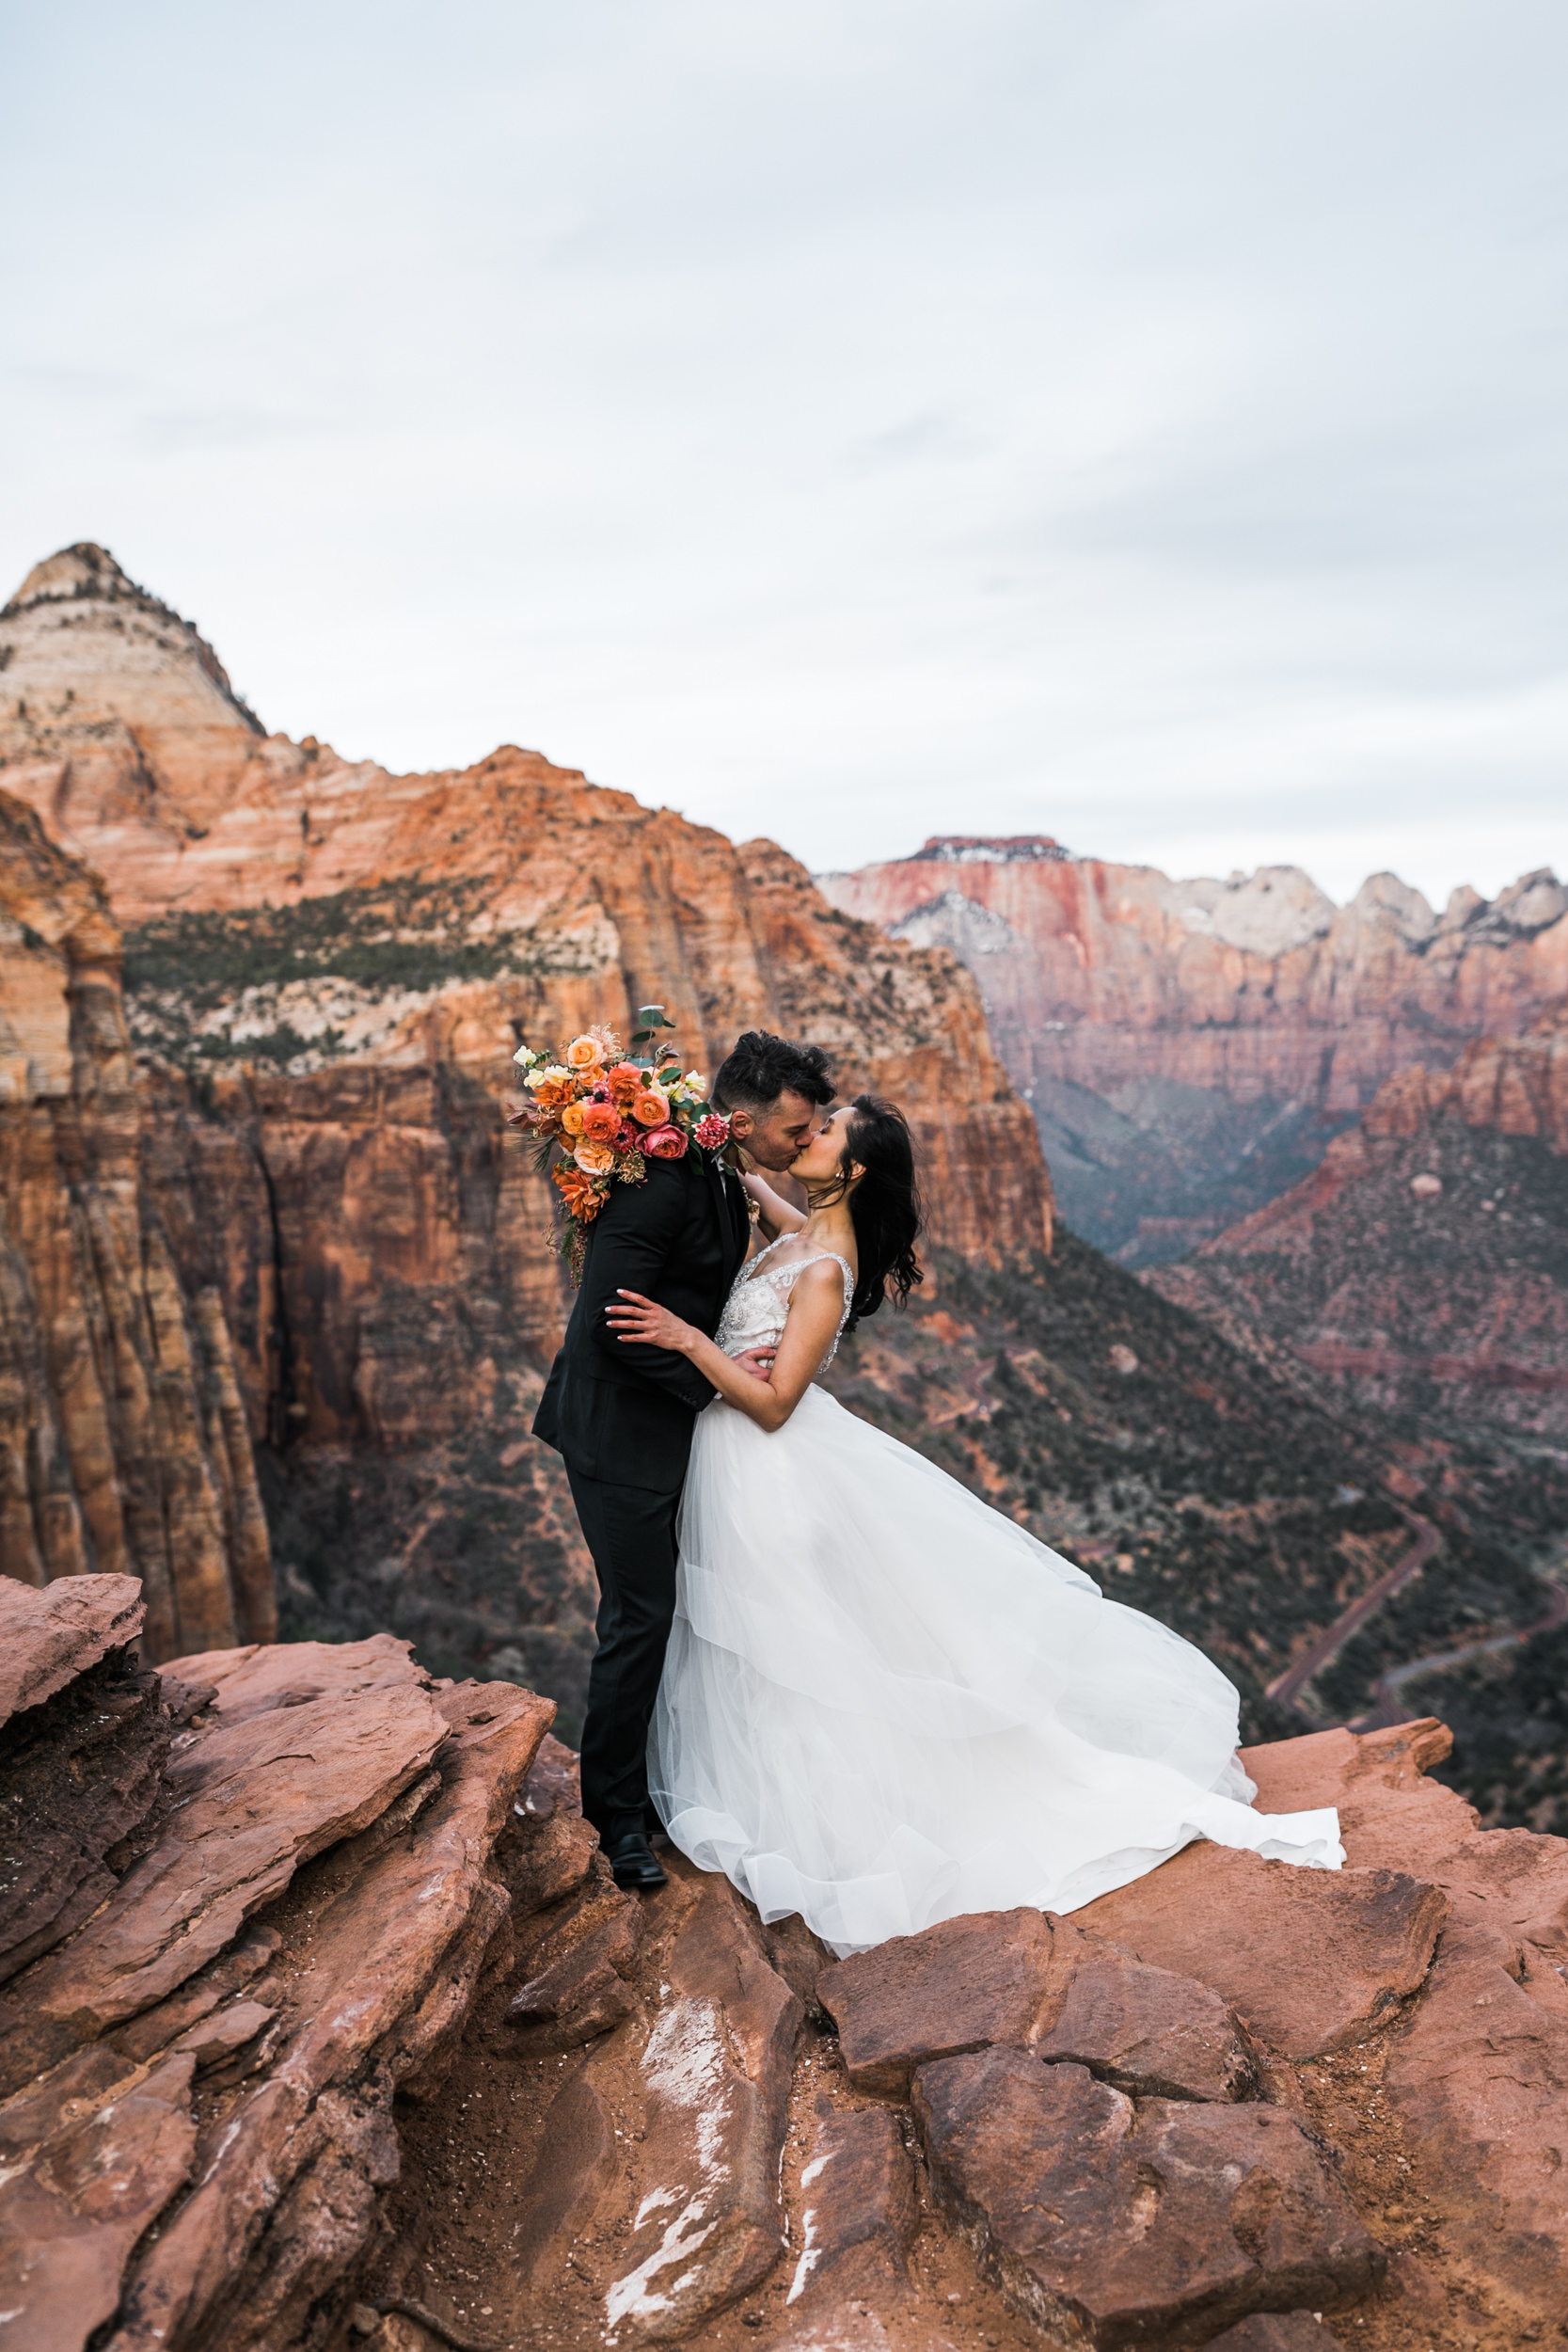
[820,836,1568,1264]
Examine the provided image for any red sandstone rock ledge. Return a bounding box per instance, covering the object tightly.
[2,1577,1563,2352]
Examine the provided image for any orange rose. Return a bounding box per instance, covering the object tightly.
[604,1061,642,1107]
[560,1100,586,1136]
[574,1139,616,1175]
[579,1100,621,1143]
[631,1086,670,1127]
[565,1036,604,1071]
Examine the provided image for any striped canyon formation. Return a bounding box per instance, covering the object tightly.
[820,837,1568,1264]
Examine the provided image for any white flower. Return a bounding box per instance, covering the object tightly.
[527,1061,569,1090]
[513,1043,540,1068]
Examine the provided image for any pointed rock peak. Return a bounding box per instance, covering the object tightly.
[8,543,138,612]
[1169,865,1336,959]
[1348,870,1435,943]
[1493,869,1568,934]
[0,545,263,737]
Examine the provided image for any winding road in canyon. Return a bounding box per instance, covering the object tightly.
[1266,1506,1568,1730]
[1265,1509,1439,1714]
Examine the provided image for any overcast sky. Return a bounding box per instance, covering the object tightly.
[4,1,1565,907]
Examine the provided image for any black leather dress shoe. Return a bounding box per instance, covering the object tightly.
[605,1830,667,1889]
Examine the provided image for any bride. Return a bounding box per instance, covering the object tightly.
[604,1095,1341,1957]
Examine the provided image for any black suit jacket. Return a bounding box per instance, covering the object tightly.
[532,1150,752,1495]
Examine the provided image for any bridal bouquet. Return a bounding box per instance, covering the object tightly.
[510,1005,731,1275]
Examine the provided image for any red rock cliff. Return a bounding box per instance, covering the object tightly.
[0,549,1052,1661]
[821,836,1568,1258]
[1152,1008,1568,1442]
[0,792,273,1646]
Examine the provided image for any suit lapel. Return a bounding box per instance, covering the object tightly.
[705,1151,749,1287]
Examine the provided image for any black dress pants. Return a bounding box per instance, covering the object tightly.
[568,1466,680,1845]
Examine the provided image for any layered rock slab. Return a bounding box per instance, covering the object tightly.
[503,1867,644,2054]
[1033,1936,1257,2103]
[0,1570,145,1716]
[1205,2318,1345,2350]
[776,2095,918,2332]
[817,1907,1063,2095]
[818,1905,1254,2103]
[9,1654,449,2062]
[106,1677,553,2352]
[0,1648,170,1985]
[0,1606,554,2352]
[602,1872,803,2341]
[914,2047,1382,2348]
[0,2048,198,2352]
[1247,1715,1568,2323]
[1076,1848,1448,2058]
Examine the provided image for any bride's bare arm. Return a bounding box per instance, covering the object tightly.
[740,1171,806,1241]
[605,1261,845,1433]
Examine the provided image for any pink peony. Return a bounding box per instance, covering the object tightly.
[641,1123,688,1160]
[692,1112,730,1151]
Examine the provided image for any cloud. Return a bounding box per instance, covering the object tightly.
[0,0,1564,908]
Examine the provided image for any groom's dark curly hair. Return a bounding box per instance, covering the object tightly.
[712,1031,835,1113]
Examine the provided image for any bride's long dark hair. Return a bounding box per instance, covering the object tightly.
[826,1094,924,1334]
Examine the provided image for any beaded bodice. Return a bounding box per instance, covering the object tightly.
[715,1236,855,1374]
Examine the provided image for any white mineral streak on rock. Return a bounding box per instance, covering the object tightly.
[606,1996,736,2327]
[604,2204,720,2328]
[633,2186,679,2230]
[786,2208,823,2304]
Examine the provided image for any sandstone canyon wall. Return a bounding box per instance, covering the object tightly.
[1152,1009,1568,1449]
[819,837,1568,1261]
[0,792,273,1648]
[0,548,1051,1677]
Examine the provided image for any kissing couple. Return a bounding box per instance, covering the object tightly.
[533,1028,1341,1957]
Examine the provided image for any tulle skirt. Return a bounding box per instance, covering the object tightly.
[648,1384,1342,1957]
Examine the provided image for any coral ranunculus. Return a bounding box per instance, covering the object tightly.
[574,1139,616,1175]
[631,1087,670,1127]
[578,1100,621,1143]
[604,1061,643,1106]
[559,1100,586,1136]
[641,1124,688,1160]
[565,1036,604,1071]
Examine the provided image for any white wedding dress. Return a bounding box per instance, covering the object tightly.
[648,1240,1343,1957]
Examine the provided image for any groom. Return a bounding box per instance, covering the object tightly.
[533,1028,836,1888]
